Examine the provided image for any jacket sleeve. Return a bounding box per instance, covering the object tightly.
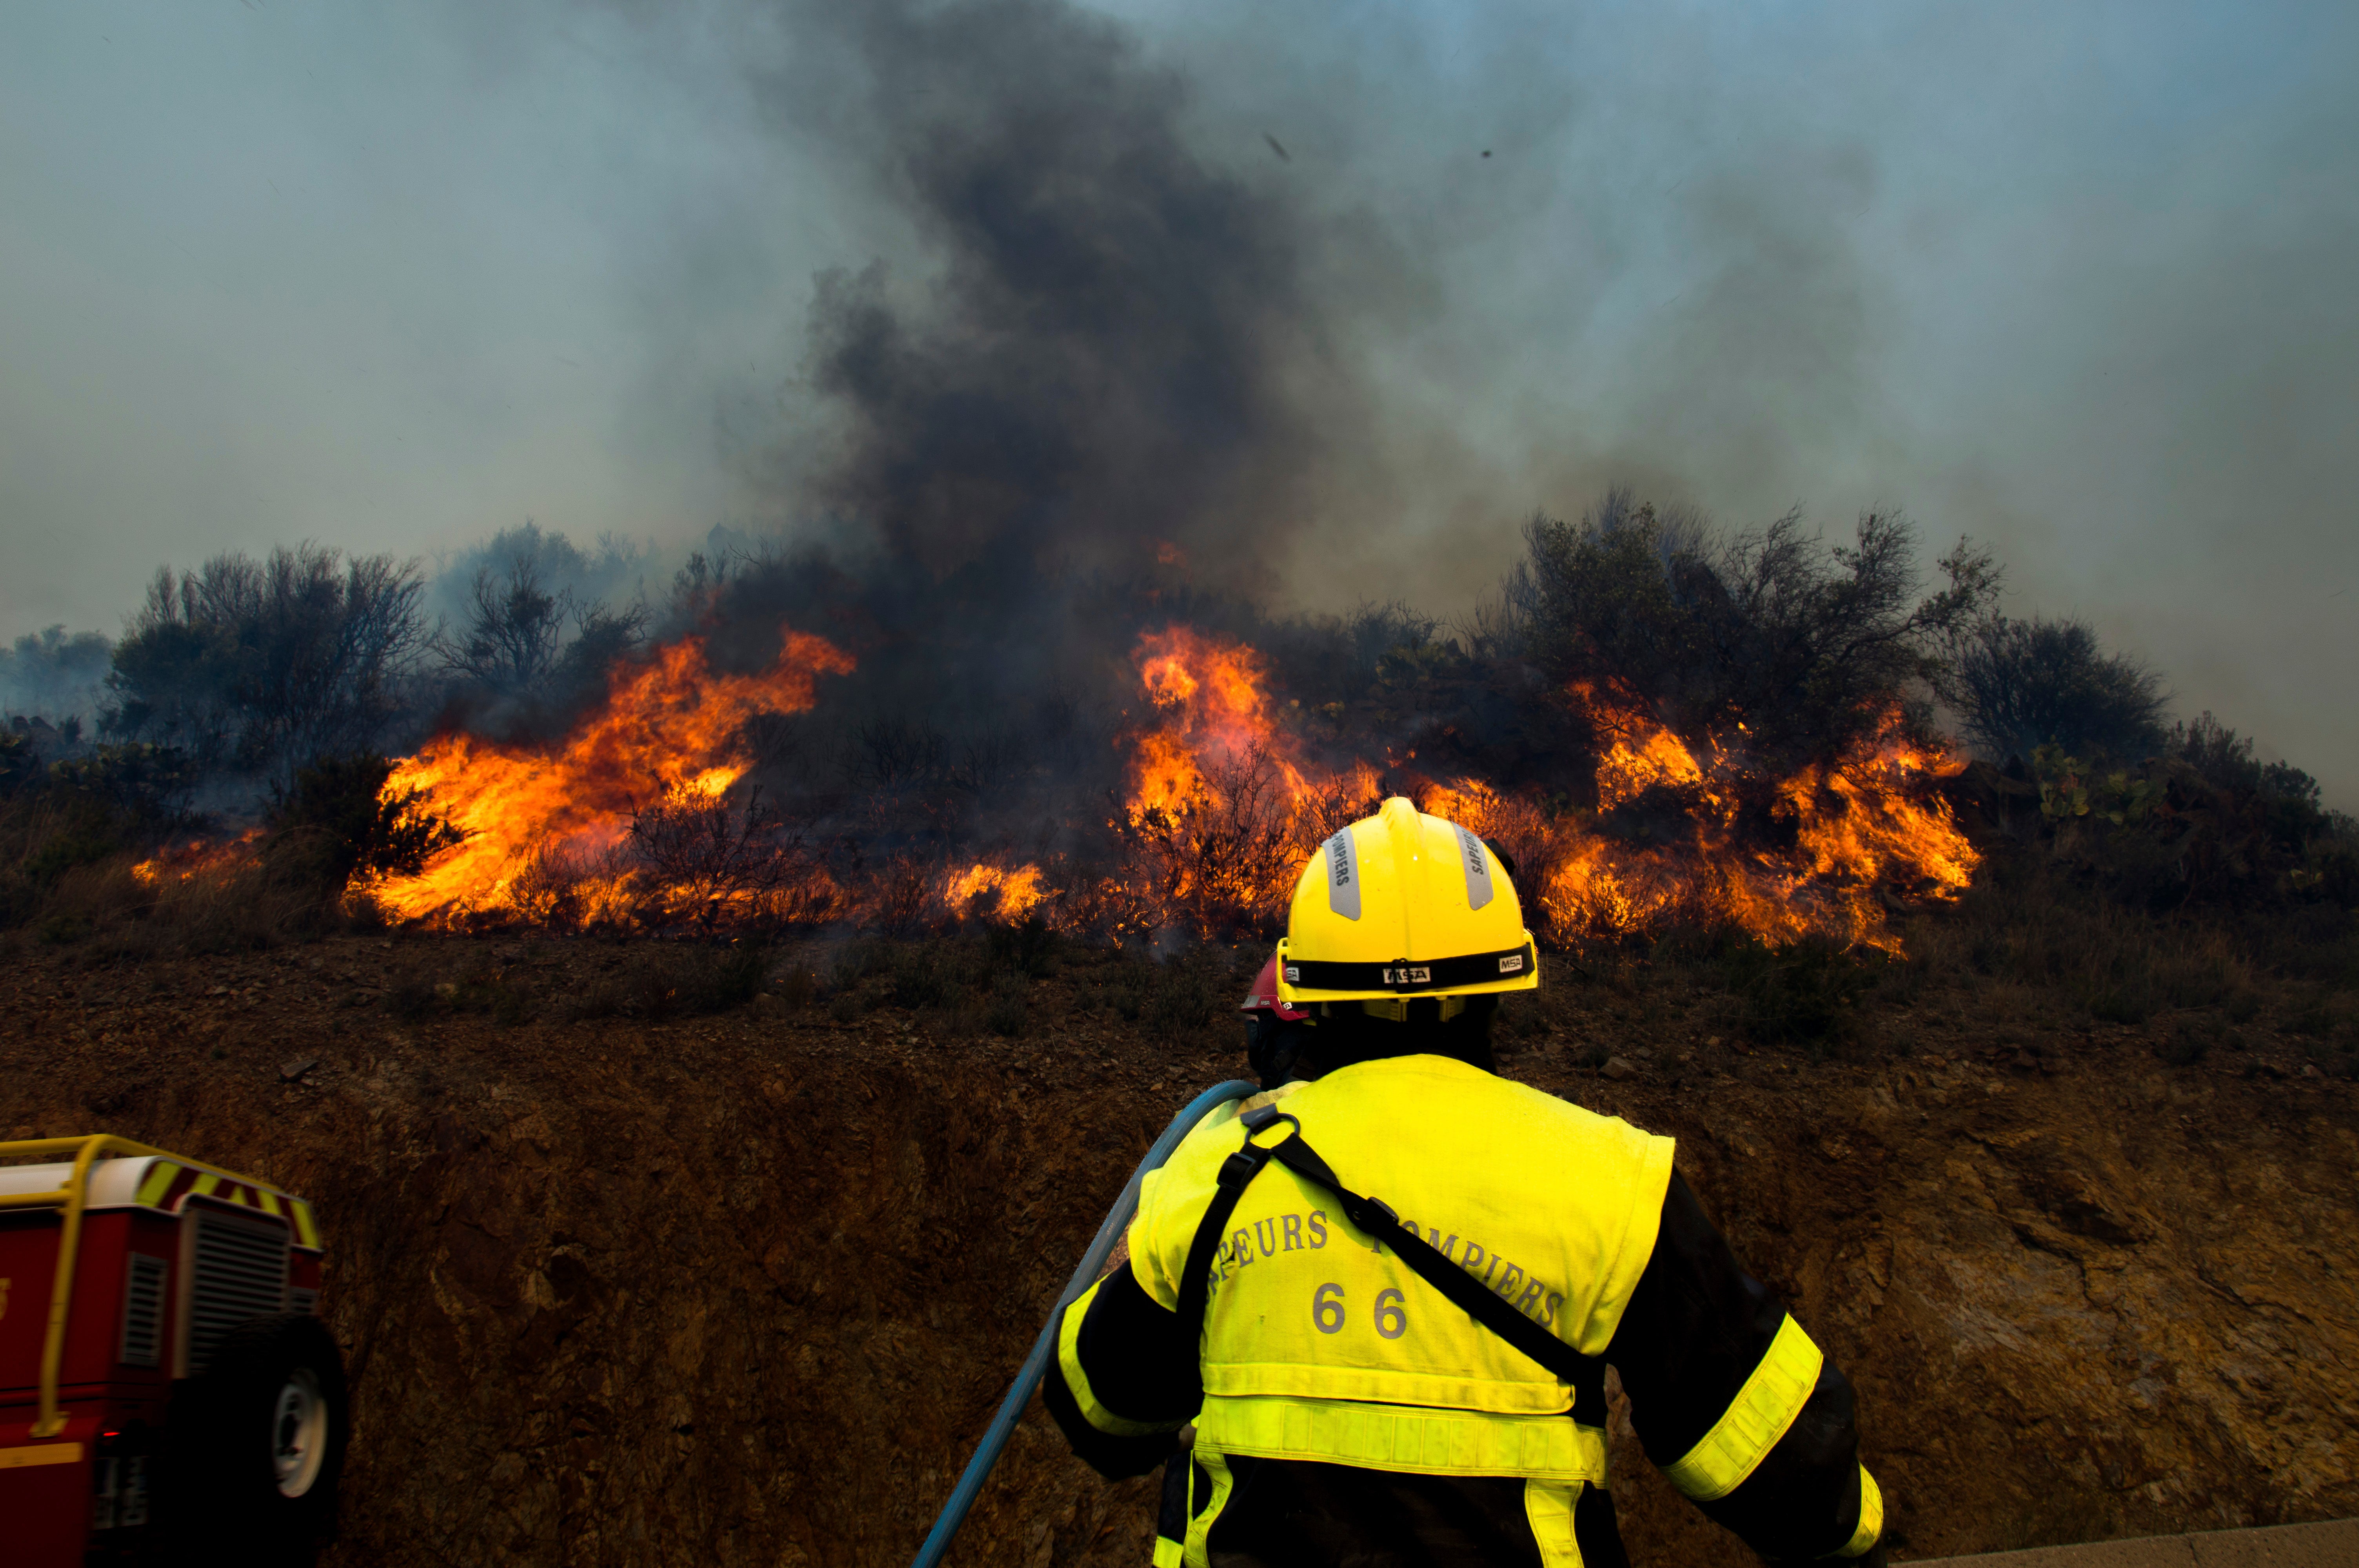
[1041,1253,1203,1480]
[1604,1171,1885,1566]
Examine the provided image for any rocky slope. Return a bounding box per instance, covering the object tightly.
[2,933,2354,1564]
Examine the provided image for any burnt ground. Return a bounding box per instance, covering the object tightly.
[2,931,2355,1566]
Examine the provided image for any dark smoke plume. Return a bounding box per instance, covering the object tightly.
[758,0,1345,598]
[642,0,1401,850]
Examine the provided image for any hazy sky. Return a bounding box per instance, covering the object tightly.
[4,1,2354,798]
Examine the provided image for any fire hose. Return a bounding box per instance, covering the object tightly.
[910,1078,1259,1568]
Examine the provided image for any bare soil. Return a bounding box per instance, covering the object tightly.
[2,932,2354,1565]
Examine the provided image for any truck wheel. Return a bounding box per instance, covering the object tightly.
[167,1312,349,1565]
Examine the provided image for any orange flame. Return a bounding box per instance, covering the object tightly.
[363,603,1972,951]
[1127,627,1316,812]
[131,829,265,887]
[1116,640,1975,952]
[1430,685,1976,953]
[944,862,1047,922]
[375,625,853,921]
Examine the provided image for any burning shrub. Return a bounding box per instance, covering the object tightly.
[1502,491,1997,774]
[862,855,941,938]
[945,863,1049,927]
[0,738,208,933]
[626,784,824,927]
[1118,744,1315,938]
[505,843,612,929]
[374,623,854,925]
[268,752,465,893]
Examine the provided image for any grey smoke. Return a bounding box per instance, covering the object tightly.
[743,0,1361,598]
[0,0,2353,799]
[0,627,111,727]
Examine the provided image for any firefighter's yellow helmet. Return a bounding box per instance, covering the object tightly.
[1274,795,1539,1009]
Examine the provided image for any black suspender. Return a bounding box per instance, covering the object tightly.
[1177,1102,1608,1425]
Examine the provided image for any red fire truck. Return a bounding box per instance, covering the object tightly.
[0,1134,347,1566]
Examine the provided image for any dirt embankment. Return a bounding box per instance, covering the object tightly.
[2,935,2354,1565]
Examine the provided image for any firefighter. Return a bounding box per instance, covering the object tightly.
[1237,953,1313,1091]
[1045,797,1884,1567]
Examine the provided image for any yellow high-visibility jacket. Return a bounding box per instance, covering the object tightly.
[1046,1055,1883,1568]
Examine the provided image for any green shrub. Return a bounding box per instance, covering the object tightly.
[889,941,970,1011]
[827,940,880,992]
[985,915,1061,978]
[1145,956,1221,1042]
[558,943,765,1022]
[2089,987,2152,1026]
[2284,1002,2336,1038]
[983,978,1029,1037]
[1098,963,1148,1021]
[447,968,537,1027]
[1721,936,1872,1049]
[46,744,200,823]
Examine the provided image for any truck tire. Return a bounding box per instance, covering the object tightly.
[165,1312,349,1566]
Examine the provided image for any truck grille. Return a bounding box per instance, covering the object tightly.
[120,1254,167,1368]
[187,1210,288,1374]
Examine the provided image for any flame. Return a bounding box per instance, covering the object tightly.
[360,602,1972,951]
[1112,626,1373,935]
[1430,685,1977,953]
[132,829,265,886]
[1114,639,1976,952]
[375,625,853,921]
[1127,627,1316,811]
[944,862,1047,922]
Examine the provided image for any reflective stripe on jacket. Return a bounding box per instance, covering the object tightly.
[1044,1054,1885,1567]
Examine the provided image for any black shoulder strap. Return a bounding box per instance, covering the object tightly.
[1176,1104,1608,1424]
[1172,1138,1275,1337]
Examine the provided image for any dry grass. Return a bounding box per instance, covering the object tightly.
[1898,853,2260,1025]
[15,848,363,959]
